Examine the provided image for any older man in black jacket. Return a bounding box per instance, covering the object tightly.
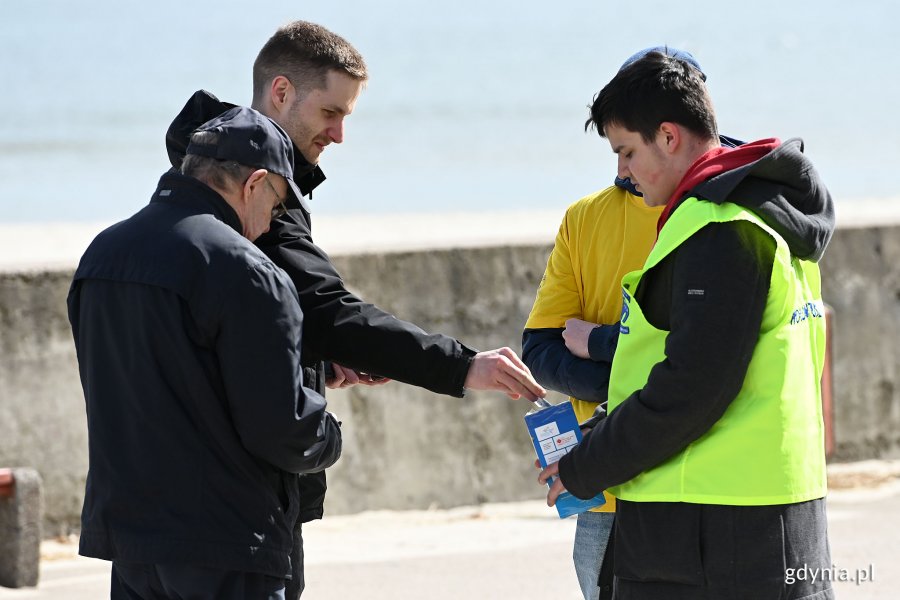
[69,107,339,599]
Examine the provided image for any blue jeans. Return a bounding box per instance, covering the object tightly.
[573,511,615,600]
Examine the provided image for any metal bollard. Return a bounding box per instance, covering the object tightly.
[0,467,43,588]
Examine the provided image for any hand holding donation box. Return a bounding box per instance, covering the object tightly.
[525,401,605,518]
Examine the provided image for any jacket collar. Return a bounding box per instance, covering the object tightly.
[657,138,778,235]
[152,172,244,235]
[288,143,322,214]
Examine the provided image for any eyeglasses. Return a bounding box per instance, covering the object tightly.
[264,176,288,220]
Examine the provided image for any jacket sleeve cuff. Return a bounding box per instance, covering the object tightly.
[578,402,607,431]
[557,451,596,500]
[587,323,619,363]
[454,344,479,397]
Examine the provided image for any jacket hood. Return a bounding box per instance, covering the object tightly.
[672,138,834,262]
[165,90,326,203]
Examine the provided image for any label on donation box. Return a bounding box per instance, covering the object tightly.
[525,401,605,518]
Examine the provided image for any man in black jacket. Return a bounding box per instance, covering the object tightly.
[69,107,340,599]
[538,52,835,599]
[166,20,545,599]
[522,47,742,600]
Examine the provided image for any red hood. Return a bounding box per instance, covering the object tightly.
[656,138,781,234]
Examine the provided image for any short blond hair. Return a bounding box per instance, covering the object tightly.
[252,21,368,104]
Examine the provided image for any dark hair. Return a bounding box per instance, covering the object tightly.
[252,21,368,103]
[182,131,254,190]
[585,52,718,143]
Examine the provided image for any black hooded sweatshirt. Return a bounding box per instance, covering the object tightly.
[557,138,836,600]
[167,90,476,394]
[166,91,477,519]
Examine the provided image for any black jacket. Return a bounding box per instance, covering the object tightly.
[558,138,834,496]
[557,139,835,598]
[165,91,477,524]
[68,173,341,578]
[166,91,476,398]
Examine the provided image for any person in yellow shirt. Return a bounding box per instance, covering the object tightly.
[522,47,739,600]
[523,168,661,600]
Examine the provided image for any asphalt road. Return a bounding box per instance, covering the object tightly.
[2,473,898,599]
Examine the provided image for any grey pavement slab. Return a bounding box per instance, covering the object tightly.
[1,477,897,599]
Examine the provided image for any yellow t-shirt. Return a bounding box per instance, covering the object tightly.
[525,185,663,511]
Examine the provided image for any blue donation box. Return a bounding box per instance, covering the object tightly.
[525,401,605,518]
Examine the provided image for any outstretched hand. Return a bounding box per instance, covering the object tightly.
[464,347,547,401]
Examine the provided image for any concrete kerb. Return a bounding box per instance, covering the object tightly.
[0,468,43,588]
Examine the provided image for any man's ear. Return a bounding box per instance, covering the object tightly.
[242,169,268,202]
[269,76,295,115]
[657,122,682,155]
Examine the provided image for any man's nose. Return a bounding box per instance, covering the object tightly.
[327,119,345,144]
[617,156,630,180]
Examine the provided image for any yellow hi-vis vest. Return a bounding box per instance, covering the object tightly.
[607,198,828,505]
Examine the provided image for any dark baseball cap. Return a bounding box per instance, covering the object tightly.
[186,106,304,206]
[619,46,706,81]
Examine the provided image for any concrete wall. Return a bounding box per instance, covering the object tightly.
[818,226,900,460]
[1,226,899,534]
[321,246,561,516]
[0,271,87,536]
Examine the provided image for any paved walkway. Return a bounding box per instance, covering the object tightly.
[1,463,898,599]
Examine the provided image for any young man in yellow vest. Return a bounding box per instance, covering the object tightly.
[524,47,740,600]
[538,51,835,599]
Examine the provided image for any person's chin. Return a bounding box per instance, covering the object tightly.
[297,146,321,165]
[309,143,327,163]
[641,192,665,207]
